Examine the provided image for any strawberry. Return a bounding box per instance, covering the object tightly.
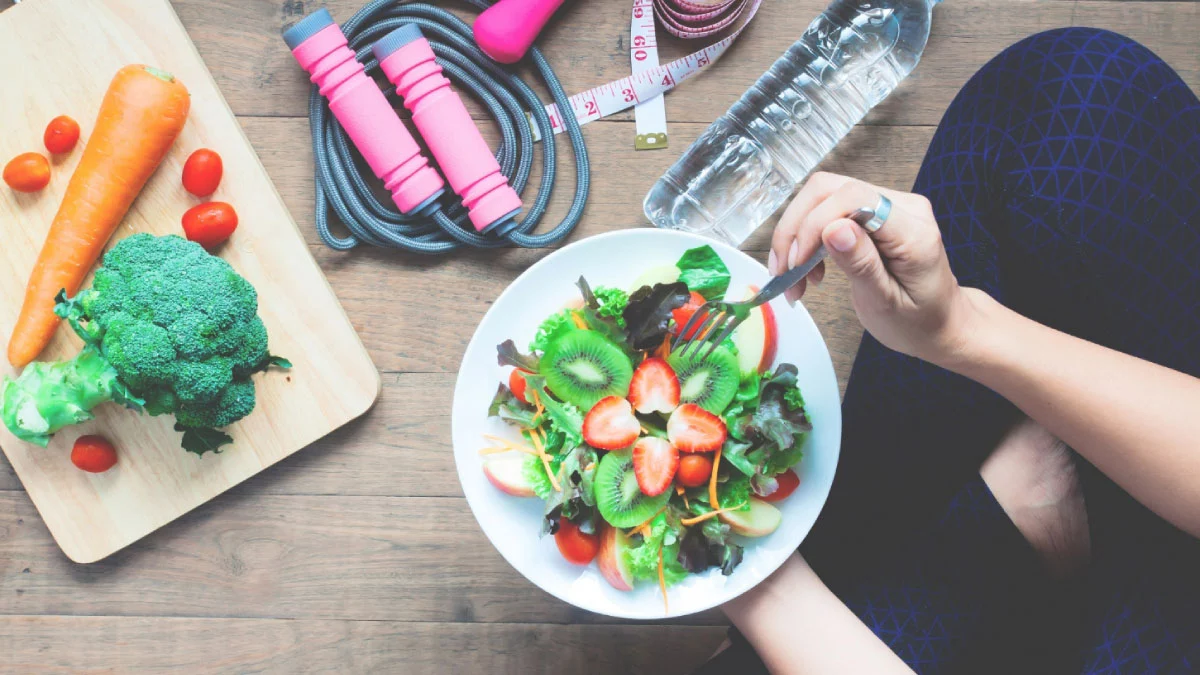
[582,396,641,450]
[627,357,681,414]
[632,437,679,497]
[667,403,727,453]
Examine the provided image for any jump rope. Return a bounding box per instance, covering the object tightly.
[284,0,759,255]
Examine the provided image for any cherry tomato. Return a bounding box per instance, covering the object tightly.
[182,201,238,249]
[761,469,800,502]
[555,519,600,565]
[43,116,80,154]
[508,369,530,402]
[3,152,51,193]
[71,435,118,473]
[671,292,708,339]
[182,148,224,197]
[676,454,713,488]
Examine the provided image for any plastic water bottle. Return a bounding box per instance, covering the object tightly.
[644,0,940,246]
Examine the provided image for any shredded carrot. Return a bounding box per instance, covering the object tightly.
[657,545,669,615]
[676,485,690,510]
[528,427,561,492]
[530,389,545,419]
[483,434,538,455]
[709,446,723,510]
[571,311,589,330]
[478,445,538,456]
[654,333,672,360]
[630,506,668,539]
[680,503,747,527]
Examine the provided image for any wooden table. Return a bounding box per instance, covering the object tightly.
[1,0,1196,671]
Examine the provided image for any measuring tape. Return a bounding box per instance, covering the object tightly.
[631,0,667,150]
[531,0,762,142]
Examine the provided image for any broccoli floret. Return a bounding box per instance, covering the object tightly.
[1,234,286,454]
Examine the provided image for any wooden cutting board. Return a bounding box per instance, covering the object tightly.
[0,0,380,563]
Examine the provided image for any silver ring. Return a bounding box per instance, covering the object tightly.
[849,194,892,233]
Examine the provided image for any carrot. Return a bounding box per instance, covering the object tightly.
[7,65,189,367]
[680,503,746,527]
[709,446,723,510]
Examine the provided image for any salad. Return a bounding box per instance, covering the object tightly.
[480,245,813,609]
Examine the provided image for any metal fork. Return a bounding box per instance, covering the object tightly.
[672,207,880,361]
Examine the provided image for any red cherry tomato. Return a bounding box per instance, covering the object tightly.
[182,148,224,197]
[182,201,238,249]
[71,435,118,473]
[508,369,530,402]
[761,469,800,502]
[676,454,713,488]
[43,116,81,154]
[671,292,708,339]
[3,152,51,192]
[555,519,600,565]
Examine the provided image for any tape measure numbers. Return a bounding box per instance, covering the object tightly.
[631,0,668,150]
[530,0,763,142]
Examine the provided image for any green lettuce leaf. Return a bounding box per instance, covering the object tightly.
[592,286,629,328]
[676,245,731,300]
[523,453,558,500]
[488,384,538,429]
[529,311,578,354]
[624,512,689,585]
[542,445,599,536]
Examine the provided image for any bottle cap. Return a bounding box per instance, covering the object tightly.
[282,8,336,50]
[372,24,426,62]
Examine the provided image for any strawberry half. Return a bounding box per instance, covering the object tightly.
[667,403,727,453]
[582,396,641,450]
[632,437,679,497]
[627,357,681,414]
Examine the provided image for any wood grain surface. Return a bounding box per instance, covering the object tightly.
[0,0,379,566]
[1,0,1192,671]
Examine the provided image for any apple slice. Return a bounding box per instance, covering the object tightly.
[630,264,680,292]
[597,525,636,591]
[719,497,782,538]
[483,454,536,497]
[731,285,778,376]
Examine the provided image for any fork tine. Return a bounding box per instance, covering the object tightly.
[677,312,716,359]
[673,303,719,355]
[683,312,728,360]
[671,301,713,352]
[700,318,740,361]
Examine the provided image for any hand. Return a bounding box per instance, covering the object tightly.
[768,172,981,365]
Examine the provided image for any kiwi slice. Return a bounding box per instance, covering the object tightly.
[541,330,634,410]
[594,450,671,528]
[668,346,739,414]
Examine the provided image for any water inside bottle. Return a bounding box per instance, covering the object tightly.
[644,0,934,246]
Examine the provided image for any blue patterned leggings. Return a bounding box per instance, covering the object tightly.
[705,27,1200,674]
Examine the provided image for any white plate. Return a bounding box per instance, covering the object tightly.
[452,229,842,619]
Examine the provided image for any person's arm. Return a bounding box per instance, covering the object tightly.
[770,171,1200,538]
[940,290,1200,536]
[723,553,914,675]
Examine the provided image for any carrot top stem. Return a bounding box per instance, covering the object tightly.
[143,66,176,83]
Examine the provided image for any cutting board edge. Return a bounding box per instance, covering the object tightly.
[0,0,384,565]
[44,384,380,565]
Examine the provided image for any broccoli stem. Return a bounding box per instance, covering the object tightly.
[1,346,124,447]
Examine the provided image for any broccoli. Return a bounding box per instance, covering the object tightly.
[1,234,288,455]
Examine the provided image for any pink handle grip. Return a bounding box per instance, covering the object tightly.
[473,0,568,65]
[284,10,444,215]
[375,26,523,235]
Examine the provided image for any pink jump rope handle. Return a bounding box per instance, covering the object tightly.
[375,26,523,235]
[473,0,568,64]
[284,9,444,216]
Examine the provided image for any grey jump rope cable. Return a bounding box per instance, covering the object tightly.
[306,0,591,253]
